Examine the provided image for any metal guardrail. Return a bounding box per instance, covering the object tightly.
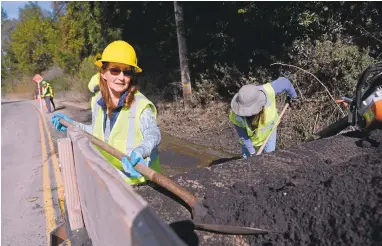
[56,127,185,246]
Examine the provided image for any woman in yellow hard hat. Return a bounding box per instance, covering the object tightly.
[51,40,161,185]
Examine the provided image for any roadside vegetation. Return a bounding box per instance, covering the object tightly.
[2,2,381,153]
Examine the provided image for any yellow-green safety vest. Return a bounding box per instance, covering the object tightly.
[42,83,54,98]
[92,91,161,185]
[89,73,100,108]
[88,73,100,93]
[229,83,278,147]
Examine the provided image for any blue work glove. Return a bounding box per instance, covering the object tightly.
[51,113,73,132]
[121,151,146,178]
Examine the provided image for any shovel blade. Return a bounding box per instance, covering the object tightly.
[193,222,270,235]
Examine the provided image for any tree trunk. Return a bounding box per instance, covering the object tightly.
[174,1,192,107]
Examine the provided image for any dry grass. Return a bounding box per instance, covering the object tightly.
[2,77,37,100]
[54,90,91,103]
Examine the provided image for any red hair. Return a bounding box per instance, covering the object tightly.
[99,63,137,118]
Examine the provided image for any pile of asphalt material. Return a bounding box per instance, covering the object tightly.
[135,129,382,246]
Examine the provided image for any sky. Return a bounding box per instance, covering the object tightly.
[1,1,53,19]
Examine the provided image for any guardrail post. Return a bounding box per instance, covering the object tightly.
[67,127,186,246]
[57,138,85,230]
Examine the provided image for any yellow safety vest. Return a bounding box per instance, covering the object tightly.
[89,73,100,108]
[42,83,54,98]
[92,91,161,185]
[229,83,278,147]
[88,73,100,93]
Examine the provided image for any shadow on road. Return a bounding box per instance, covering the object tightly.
[1,100,25,105]
[54,106,66,111]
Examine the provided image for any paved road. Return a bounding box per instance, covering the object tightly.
[1,99,64,246]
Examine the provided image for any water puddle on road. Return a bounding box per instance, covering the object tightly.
[158,133,239,176]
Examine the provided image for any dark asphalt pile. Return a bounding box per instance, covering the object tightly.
[135,129,382,246]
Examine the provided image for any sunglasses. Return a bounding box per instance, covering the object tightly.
[109,68,135,76]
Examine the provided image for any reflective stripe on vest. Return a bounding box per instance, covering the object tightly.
[92,91,161,185]
[229,83,278,147]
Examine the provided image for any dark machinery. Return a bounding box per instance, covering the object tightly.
[308,62,382,141]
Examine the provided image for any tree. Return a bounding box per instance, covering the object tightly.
[10,4,59,73]
[18,2,42,22]
[174,1,192,107]
[2,6,18,79]
[56,1,119,74]
[1,7,10,76]
[1,7,8,23]
[51,1,66,21]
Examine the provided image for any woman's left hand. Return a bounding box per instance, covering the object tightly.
[121,151,146,178]
[51,113,73,132]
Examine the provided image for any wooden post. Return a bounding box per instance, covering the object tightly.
[57,138,85,230]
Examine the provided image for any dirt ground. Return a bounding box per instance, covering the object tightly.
[135,129,382,246]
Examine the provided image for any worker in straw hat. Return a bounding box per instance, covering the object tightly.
[51,40,162,185]
[229,77,298,158]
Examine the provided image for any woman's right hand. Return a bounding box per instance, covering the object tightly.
[51,113,73,132]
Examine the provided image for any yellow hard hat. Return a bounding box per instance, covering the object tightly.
[94,40,142,73]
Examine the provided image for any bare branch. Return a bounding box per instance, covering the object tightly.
[313,113,320,133]
[270,63,346,117]
[357,25,382,45]
[294,79,305,100]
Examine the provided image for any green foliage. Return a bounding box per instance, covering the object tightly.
[10,5,59,74]
[18,2,42,21]
[4,1,381,102]
[78,56,98,80]
[57,2,88,74]
[74,55,98,93]
[237,8,247,14]
[48,76,71,91]
[56,2,122,74]
[2,13,17,80]
[289,38,376,97]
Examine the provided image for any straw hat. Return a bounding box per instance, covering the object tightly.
[230,84,267,116]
